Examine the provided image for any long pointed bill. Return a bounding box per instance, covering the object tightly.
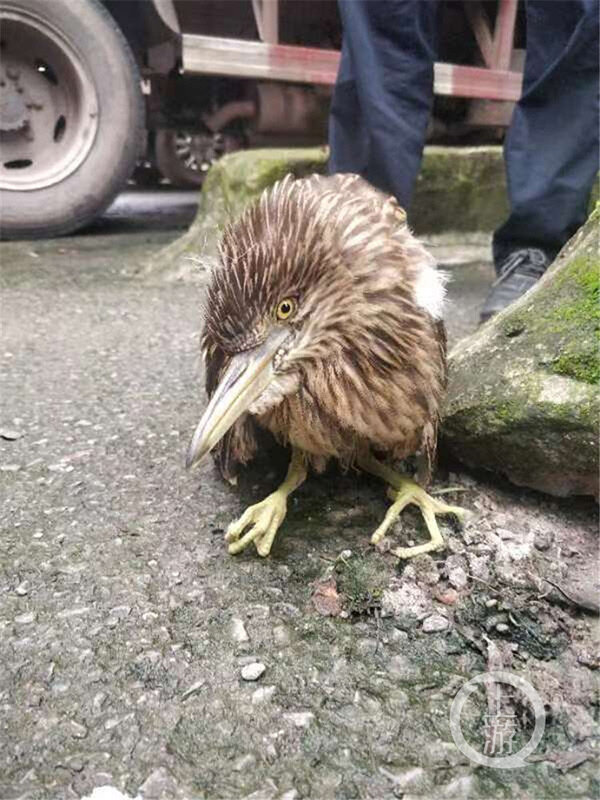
[186,327,290,469]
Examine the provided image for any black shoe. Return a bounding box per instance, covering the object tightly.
[480,248,550,324]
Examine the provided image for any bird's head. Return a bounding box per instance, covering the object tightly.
[186,173,436,468]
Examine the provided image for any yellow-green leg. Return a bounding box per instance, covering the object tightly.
[225,448,307,557]
[359,452,468,559]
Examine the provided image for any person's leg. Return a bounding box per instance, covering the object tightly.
[329,0,439,209]
[482,0,599,320]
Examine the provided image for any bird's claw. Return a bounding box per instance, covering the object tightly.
[371,478,469,559]
[225,492,288,557]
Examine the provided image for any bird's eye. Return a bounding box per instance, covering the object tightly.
[276,297,296,321]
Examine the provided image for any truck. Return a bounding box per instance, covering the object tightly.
[0,0,522,239]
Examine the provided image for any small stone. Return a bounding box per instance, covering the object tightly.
[181,680,204,700]
[284,711,314,728]
[534,530,553,551]
[272,624,292,645]
[379,766,425,791]
[388,655,420,681]
[436,588,458,605]
[246,604,270,619]
[138,767,179,799]
[485,598,498,608]
[565,703,595,741]
[57,606,90,619]
[445,555,468,590]
[92,691,106,710]
[0,428,23,440]
[440,775,475,797]
[252,686,275,705]
[64,756,85,773]
[381,581,432,621]
[495,622,509,633]
[70,721,88,739]
[1,463,21,472]
[467,553,490,583]
[230,617,249,643]
[15,611,36,624]
[446,536,465,554]
[496,527,516,540]
[234,754,257,772]
[264,586,283,598]
[110,605,131,620]
[577,648,600,670]
[422,614,449,633]
[241,662,266,681]
[238,654,260,665]
[389,628,409,644]
[93,773,114,786]
[311,576,343,616]
[412,555,440,585]
[273,602,300,617]
[15,581,29,596]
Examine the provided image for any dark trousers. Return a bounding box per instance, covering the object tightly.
[329,0,600,268]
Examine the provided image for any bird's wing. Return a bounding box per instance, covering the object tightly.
[416,320,447,486]
[204,338,259,484]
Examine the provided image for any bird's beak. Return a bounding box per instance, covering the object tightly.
[186,327,290,469]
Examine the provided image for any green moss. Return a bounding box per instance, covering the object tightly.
[544,253,600,384]
[493,238,599,387]
[412,146,509,233]
[501,316,528,337]
[335,553,386,615]
[551,256,599,321]
[552,350,600,384]
[495,398,526,424]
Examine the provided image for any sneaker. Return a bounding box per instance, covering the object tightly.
[480,248,550,323]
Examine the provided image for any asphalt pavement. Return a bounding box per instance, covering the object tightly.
[1,188,597,800]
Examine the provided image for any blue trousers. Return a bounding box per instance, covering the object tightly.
[329,0,599,267]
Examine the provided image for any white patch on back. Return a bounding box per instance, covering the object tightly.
[413,260,449,320]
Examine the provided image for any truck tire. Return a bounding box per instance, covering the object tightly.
[0,0,144,239]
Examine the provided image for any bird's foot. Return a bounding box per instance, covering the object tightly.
[371,477,468,559]
[225,491,288,557]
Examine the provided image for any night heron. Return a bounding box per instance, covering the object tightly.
[187,173,466,557]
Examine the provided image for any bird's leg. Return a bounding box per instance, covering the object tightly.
[358,452,468,559]
[225,448,307,557]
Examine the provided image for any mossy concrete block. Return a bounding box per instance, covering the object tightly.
[442,206,599,497]
[413,146,508,232]
[145,147,328,280]
[145,145,509,280]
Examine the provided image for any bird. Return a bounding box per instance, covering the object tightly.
[186,173,467,558]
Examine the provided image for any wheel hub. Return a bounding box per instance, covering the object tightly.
[175,131,232,174]
[0,9,99,191]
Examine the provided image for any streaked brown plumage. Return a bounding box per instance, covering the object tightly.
[188,173,466,557]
